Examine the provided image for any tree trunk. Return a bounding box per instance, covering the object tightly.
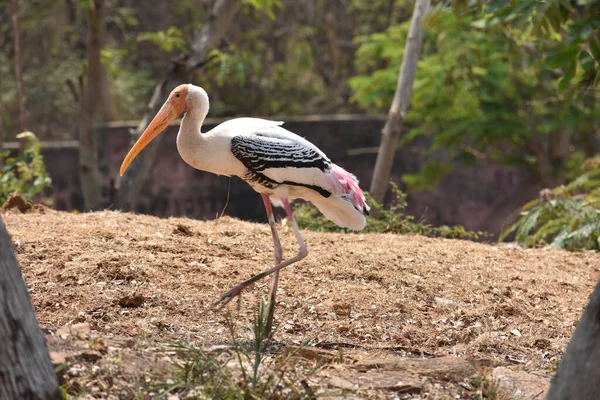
[546,277,600,399]
[582,93,599,157]
[79,0,106,210]
[113,0,241,211]
[0,218,61,400]
[369,0,430,207]
[10,0,26,140]
[0,127,3,167]
[0,103,4,169]
[99,63,119,121]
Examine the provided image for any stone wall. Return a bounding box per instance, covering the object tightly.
[26,115,533,235]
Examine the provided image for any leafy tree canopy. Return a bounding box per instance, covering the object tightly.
[350,3,599,191]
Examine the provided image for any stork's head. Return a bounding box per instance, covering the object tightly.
[119,84,209,176]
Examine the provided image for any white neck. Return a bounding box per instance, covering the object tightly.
[177,108,205,154]
[176,93,210,170]
[181,107,207,133]
[175,86,244,177]
[177,87,209,141]
[182,87,210,131]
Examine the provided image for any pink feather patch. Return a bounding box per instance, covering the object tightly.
[330,164,368,211]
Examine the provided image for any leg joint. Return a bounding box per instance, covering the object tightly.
[298,246,308,260]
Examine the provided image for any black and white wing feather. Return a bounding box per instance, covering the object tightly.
[231,134,333,197]
[231,134,330,172]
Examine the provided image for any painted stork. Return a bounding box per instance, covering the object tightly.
[120,84,369,319]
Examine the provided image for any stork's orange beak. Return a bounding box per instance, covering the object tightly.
[119,100,178,175]
[120,84,188,176]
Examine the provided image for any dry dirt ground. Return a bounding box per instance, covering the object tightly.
[3,202,600,399]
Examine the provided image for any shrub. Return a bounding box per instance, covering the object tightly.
[0,132,52,205]
[295,183,483,240]
[500,156,600,250]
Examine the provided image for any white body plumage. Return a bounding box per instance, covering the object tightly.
[175,85,369,230]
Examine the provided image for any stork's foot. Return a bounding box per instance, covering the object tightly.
[211,283,247,311]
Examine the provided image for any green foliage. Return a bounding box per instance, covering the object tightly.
[500,157,600,251]
[137,27,187,53]
[472,0,600,90]
[200,24,330,116]
[0,132,52,205]
[242,0,282,20]
[295,183,482,240]
[468,375,504,399]
[401,161,454,192]
[100,48,154,119]
[349,0,415,34]
[350,24,410,110]
[0,0,160,136]
[350,9,599,191]
[207,48,250,86]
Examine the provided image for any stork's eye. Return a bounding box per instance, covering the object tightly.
[175,93,181,98]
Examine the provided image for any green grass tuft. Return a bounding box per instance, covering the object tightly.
[146,299,322,399]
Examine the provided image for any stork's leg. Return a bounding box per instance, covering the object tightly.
[261,194,282,337]
[212,198,307,311]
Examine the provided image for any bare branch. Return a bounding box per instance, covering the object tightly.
[10,0,26,135]
[65,77,80,103]
[79,0,106,210]
[369,0,431,207]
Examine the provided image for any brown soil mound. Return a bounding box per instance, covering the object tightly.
[4,209,598,398]
[2,193,47,213]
